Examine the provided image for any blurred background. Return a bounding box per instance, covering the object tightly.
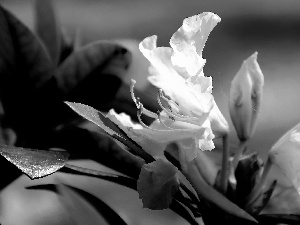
[1,0,300,224]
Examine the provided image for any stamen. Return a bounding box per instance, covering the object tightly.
[158,89,199,122]
[157,111,174,130]
[130,80,140,108]
[159,89,179,107]
[137,106,150,129]
[130,79,158,119]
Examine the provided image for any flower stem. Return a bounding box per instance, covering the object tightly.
[232,140,248,170]
[220,134,229,194]
[246,157,273,204]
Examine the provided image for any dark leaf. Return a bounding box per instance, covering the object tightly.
[0,153,21,189]
[58,28,74,64]
[73,28,82,51]
[65,101,154,162]
[197,198,257,225]
[55,41,131,108]
[175,190,201,217]
[27,180,200,225]
[0,144,68,179]
[0,5,61,141]
[164,143,182,170]
[34,0,61,65]
[235,152,263,205]
[184,161,257,222]
[60,164,137,190]
[169,200,200,225]
[0,5,52,88]
[257,214,300,225]
[245,180,277,215]
[27,184,128,225]
[49,126,144,179]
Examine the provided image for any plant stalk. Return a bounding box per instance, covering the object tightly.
[220,134,229,194]
[232,140,248,170]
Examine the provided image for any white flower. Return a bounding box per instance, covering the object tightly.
[269,122,300,195]
[229,52,264,141]
[140,12,228,139]
[107,106,208,160]
[108,12,229,161]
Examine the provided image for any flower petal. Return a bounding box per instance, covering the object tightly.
[269,122,300,194]
[170,12,221,77]
[107,109,208,157]
[139,35,179,80]
[209,100,229,138]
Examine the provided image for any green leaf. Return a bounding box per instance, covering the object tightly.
[169,200,200,225]
[137,159,179,210]
[184,160,257,223]
[34,0,61,65]
[245,180,277,215]
[55,41,131,95]
[0,5,66,144]
[58,28,74,64]
[65,101,154,162]
[0,144,68,179]
[0,5,53,88]
[50,126,144,179]
[73,27,82,51]
[235,152,263,205]
[27,184,128,225]
[60,164,137,190]
[257,214,300,225]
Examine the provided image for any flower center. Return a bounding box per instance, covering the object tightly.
[130,79,203,130]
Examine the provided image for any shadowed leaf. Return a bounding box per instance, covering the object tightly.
[245,180,277,215]
[55,41,131,105]
[0,5,67,144]
[73,27,82,50]
[235,152,263,205]
[60,164,137,190]
[27,184,127,225]
[0,144,68,179]
[50,126,144,179]
[257,214,300,225]
[169,200,200,225]
[34,0,61,65]
[0,5,52,88]
[58,28,74,64]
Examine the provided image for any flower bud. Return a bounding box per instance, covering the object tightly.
[269,122,300,194]
[229,52,264,142]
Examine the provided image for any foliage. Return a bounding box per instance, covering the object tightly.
[1,2,300,225]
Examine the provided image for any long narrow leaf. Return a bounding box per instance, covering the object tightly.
[257,214,300,225]
[34,0,61,65]
[27,184,128,225]
[169,200,200,225]
[60,164,137,190]
[245,180,277,215]
[50,126,144,179]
